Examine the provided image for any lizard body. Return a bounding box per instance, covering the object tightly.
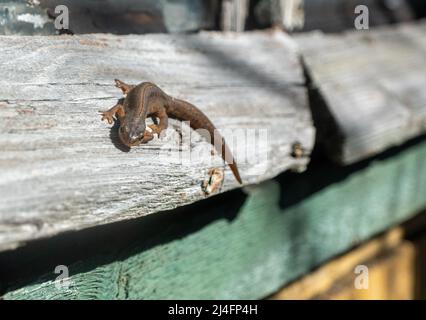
[100,79,242,184]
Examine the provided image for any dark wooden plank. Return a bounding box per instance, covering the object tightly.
[301,0,414,33]
[296,21,426,164]
[0,0,218,35]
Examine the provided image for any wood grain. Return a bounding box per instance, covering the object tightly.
[3,136,426,299]
[296,21,426,164]
[0,31,314,251]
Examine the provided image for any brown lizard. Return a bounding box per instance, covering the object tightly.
[99,79,242,184]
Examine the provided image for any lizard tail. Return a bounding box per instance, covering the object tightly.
[227,158,243,184]
[220,139,243,184]
[231,165,243,184]
[167,98,243,184]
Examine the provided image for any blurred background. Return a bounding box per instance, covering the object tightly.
[1,0,426,300]
[1,0,426,35]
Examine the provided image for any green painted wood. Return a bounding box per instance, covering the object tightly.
[3,138,426,299]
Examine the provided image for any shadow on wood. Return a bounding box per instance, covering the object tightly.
[1,134,426,298]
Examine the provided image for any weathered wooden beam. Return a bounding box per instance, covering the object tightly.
[3,136,426,299]
[220,0,249,32]
[0,31,314,252]
[296,21,426,164]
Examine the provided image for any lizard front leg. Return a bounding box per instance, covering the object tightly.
[148,109,168,137]
[99,102,125,124]
[140,129,154,144]
[114,79,135,96]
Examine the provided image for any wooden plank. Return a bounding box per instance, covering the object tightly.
[220,0,249,32]
[317,243,415,300]
[301,0,414,32]
[414,235,426,299]
[278,0,305,31]
[295,21,426,164]
[253,0,305,31]
[253,0,414,32]
[2,136,426,299]
[271,228,417,300]
[272,210,426,299]
[0,31,314,252]
[404,214,426,299]
[270,228,405,299]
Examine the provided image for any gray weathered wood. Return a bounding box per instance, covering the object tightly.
[220,0,249,32]
[0,31,314,252]
[295,21,426,164]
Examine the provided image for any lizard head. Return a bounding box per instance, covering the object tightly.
[118,120,146,147]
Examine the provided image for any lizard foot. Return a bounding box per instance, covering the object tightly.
[99,110,115,124]
[140,130,154,144]
[114,79,132,95]
[148,124,161,135]
[148,124,166,138]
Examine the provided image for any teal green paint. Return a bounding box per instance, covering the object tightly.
[4,139,426,299]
